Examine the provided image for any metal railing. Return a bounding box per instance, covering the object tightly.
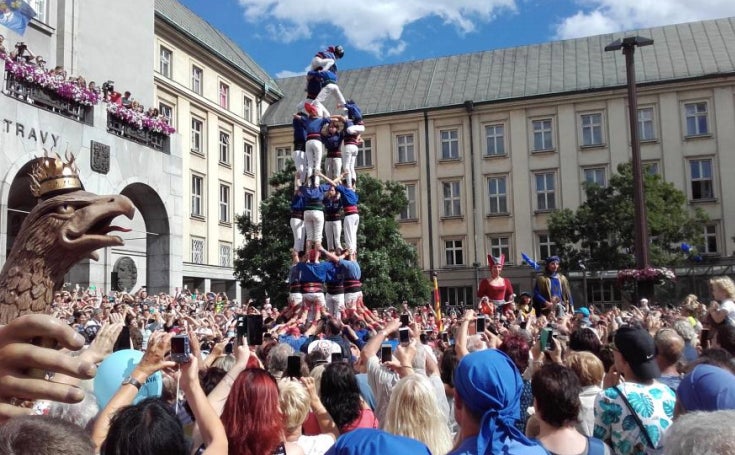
[106,114,170,153]
[3,72,93,124]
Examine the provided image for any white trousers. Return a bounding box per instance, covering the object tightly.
[343,213,359,253]
[290,217,305,251]
[324,219,342,252]
[304,210,325,243]
[305,139,323,185]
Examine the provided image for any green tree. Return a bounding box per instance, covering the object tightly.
[233,166,432,307]
[548,162,708,270]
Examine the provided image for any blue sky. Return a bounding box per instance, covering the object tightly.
[179,0,735,79]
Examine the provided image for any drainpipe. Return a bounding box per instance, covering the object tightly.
[464,100,478,268]
[258,83,268,197]
[424,110,434,271]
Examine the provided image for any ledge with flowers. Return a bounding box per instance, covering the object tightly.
[3,52,101,107]
[106,103,175,136]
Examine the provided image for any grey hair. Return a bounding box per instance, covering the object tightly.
[211,354,236,372]
[267,343,295,378]
[46,380,99,430]
[466,334,488,353]
[673,319,697,343]
[663,410,735,455]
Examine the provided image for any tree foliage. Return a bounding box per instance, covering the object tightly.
[548,162,708,270]
[233,165,432,307]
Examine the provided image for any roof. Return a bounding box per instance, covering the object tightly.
[262,17,735,126]
[154,0,282,97]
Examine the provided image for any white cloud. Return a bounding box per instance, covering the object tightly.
[555,0,735,40]
[275,69,306,78]
[237,0,516,56]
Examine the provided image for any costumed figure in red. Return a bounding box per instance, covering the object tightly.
[477,254,515,316]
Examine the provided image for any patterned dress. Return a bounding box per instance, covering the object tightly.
[593,381,675,454]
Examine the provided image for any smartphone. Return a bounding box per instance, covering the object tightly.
[287,355,302,378]
[540,327,553,351]
[235,315,247,344]
[400,314,410,327]
[171,335,191,363]
[224,341,234,354]
[441,332,449,343]
[331,352,344,363]
[246,314,263,346]
[476,316,486,333]
[112,325,131,352]
[399,327,410,344]
[380,345,393,362]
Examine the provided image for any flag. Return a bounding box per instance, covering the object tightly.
[521,252,542,271]
[432,272,442,332]
[0,1,37,35]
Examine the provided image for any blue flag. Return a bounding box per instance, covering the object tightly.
[0,1,37,35]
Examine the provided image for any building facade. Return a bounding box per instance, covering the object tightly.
[0,0,183,295]
[262,18,735,307]
[153,0,281,300]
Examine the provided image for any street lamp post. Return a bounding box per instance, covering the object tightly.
[605,36,653,271]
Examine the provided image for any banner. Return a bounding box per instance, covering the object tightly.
[0,1,37,35]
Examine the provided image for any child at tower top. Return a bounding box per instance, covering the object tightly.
[310,45,344,72]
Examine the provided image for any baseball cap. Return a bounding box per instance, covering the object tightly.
[614,326,660,380]
[307,339,342,363]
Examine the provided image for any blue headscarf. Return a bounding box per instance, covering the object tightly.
[454,350,540,455]
[324,428,432,455]
[677,364,735,412]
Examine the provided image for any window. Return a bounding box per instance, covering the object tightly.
[444,239,464,266]
[219,184,230,223]
[580,113,604,146]
[27,0,46,23]
[442,181,461,217]
[219,82,229,109]
[356,138,373,167]
[684,102,709,136]
[535,172,556,211]
[243,142,254,174]
[440,286,473,307]
[159,46,172,78]
[587,281,621,305]
[191,175,203,217]
[638,107,656,141]
[400,183,417,220]
[485,124,505,156]
[488,236,511,264]
[702,224,718,254]
[584,168,606,187]
[276,147,291,172]
[219,131,230,164]
[191,237,205,264]
[532,119,554,151]
[244,97,253,122]
[396,134,415,163]
[243,191,254,220]
[219,242,232,267]
[191,117,204,154]
[440,129,459,160]
[538,234,556,260]
[690,159,714,200]
[191,66,203,94]
[158,102,173,125]
[487,176,508,214]
[644,161,660,176]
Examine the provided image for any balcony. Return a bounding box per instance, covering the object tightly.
[107,113,171,154]
[3,71,94,124]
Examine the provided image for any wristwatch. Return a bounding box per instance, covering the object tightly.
[121,376,143,390]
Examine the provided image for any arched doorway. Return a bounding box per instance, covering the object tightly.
[120,183,170,295]
[5,160,38,258]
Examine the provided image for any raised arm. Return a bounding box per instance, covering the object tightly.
[361,318,400,361]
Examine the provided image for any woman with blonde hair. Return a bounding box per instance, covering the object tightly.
[278,378,337,455]
[565,351,604,437]
[707,276,735,327]
[383,374,453,455]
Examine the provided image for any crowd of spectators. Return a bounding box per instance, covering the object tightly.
[2,275,735,454]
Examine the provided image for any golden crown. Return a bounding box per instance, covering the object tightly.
[29,151,82,198]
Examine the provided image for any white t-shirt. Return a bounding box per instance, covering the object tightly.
[720,299,735,325]
[297,434,334,455]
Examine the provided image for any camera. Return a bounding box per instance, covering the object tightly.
[102,80,115,93]
[171,335,191,363]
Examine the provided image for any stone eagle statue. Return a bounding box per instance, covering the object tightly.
[0,152,135,324]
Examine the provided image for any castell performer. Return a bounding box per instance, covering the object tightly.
[318,170,359,255]
[341,101,365,189]
[310,44,344,72]
[321,247,362,319]
[323,184,343,254]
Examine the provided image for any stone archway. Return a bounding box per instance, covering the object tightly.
[120,183,170,295]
